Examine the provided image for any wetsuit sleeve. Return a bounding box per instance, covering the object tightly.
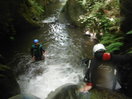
[40,44,45,53]
[111,54,132,64]
[84,60,93,86]
[42,47,45,52]
[84,69,93,86]
[95,52,132,64]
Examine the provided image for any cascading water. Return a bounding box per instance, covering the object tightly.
[14,1,90,99]
[8,1,126,99]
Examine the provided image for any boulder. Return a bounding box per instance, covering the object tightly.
[0,64,20,99]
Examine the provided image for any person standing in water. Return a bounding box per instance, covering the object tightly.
[31,39,45,61]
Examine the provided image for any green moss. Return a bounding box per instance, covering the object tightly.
[0,0,46,41]
[66,0,128,53]
[19,0,44,26]
[0,64,11,71]
[90,89,127,99]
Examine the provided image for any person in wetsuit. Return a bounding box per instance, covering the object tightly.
[31,39,45,61]
[81,43,132,97]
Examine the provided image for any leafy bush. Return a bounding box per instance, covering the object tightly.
[77,0,123,52]
[100,33,124,52]
[28,0,44,17]
[78,0,120,34]
[126,30,132,34]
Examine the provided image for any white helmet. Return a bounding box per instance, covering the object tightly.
[93,43,106,53]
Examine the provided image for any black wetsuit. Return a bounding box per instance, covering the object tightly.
[84,53,132,97]
[31,44,45,60]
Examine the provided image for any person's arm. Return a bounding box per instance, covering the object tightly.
[111,54,132,64]
[42,47,45,53]
[81,60,94,92]
[83,70,93,91]
[40,44,45,54]
[95,52,132,64]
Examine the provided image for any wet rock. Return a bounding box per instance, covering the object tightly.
[120,0,132,33]
[0,64,20,99]
[9,94,40,99]
[46,83,126,99]
[64,0,87,27]
[46,83,79,99]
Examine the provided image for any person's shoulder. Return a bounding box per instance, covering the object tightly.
[39,44,43,47]
[32,44,35,48]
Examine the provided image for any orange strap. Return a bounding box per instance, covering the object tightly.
[103,53,111,61]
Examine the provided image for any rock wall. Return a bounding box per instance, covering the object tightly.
[0,64,20,99]
[0,0,58,42]
[120,0,132,53]
[64,0,87,27]
[120,0,132,33]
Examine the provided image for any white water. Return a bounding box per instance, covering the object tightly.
[17,7,84,99]
[18,62,83,99]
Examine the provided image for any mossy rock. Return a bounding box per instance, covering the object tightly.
[64,0,87,27]
[90,88,127,99]
[0,64,20,99]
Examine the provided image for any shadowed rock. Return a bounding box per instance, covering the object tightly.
[0,64,20,99]
[46,83,79,99]
[9,94,40,99]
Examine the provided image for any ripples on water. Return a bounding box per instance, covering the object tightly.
[15,5,85,99]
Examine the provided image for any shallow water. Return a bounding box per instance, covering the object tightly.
[10,1,94,99]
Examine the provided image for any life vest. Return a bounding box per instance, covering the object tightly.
[32,44,43,58]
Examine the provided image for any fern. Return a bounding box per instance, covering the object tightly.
[28,0,44,17]
[106,42,123,52]
[127,30,132,34]
[101,33,123,44]
[100,33,124,52]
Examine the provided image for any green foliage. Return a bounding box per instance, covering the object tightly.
[78,0,120,34]
[90,89,127,99]
[106,42,123,52]
[126,30,132,34]
[78,0,105,11]
[28,0,44,17]
[77,0,123,52]
[128,51,132,53]
[127,47,132,53]
[20,0,44,25]
[101,33,124,52]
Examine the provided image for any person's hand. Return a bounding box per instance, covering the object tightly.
[84,85,92,91]
[79,83,93,92]
[32,56,35,61]
[43,51,47,55]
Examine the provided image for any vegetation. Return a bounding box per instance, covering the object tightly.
[20,0,44,25]
[0,0,59,42]
[90,89,127,99]
[78,0,123,53]
[65,0,131,53]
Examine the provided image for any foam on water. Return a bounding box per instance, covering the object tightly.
[17,1,84,98]
[18,60,83,99]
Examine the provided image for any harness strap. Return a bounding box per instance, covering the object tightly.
[88,60,91,69]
